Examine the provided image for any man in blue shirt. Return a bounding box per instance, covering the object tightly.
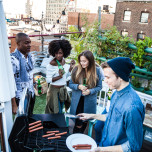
[78,57,145,152]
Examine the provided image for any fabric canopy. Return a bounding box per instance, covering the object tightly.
[0,0,16,102]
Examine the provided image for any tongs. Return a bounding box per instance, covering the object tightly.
[64,114,80,119]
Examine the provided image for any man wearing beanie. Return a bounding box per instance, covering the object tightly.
[78,57,145,152]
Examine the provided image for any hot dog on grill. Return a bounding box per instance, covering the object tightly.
[55,131,67,136]
[48,136,61,140]
[46,130,59,134]
[29,123,42,130]
[29,120,41,126]
[42,133,55,138]
[29,126,43,133]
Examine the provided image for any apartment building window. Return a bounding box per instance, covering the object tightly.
[103,5,109,11]
[123,11,131,21]
[137,33,145,40]
[121,31,128,37]
[140,12,149,23]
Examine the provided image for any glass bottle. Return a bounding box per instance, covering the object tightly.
[83,78,86,86]
[56,59,65,74]
[37,78,42,94]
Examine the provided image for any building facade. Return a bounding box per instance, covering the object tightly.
[45,0,72,33]
[114,0,152,40]
[45,0,116,33]
[26,0,32,17]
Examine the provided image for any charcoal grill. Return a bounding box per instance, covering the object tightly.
[9,92,71,152]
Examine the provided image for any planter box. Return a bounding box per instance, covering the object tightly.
[132,85,152,96]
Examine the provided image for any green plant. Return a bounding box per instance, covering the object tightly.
[143,37,152,47]
[68,25,81,40]
[144,62,152,71]
[132,40,146,67]
[96,26,135,59]
[83,21,102,56]
[68,36,85,62]
[132,37,152,68]
[131,76,141,88]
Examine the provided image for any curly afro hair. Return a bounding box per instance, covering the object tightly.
[48,40,72,58]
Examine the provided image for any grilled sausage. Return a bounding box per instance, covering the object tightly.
[29,123,42,130]
[46,130,59,134]
[48,136,61,140]
[29,126,43,133]
[29,120,41,126]
[75,146,91,150]
[42,133,55,138]
[55,131,67,136]
[72,144,92,148]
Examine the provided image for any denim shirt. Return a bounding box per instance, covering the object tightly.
[100,84,145,152]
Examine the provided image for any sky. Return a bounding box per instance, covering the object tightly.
[2,0,46,18]
[2,0,116,18]
[3,0,27,14]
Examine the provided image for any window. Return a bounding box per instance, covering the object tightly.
[122,31,128,37]
[123,11,131,21]
[103,5,109,11]
[137,33,145,40]
[140,12,149,23]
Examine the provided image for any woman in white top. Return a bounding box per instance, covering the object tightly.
[45,40,75,114]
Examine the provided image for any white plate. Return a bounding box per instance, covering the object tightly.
[66,133,97,152]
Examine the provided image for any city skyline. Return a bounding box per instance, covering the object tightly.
[3,0,116,19]
[3,0,46,19]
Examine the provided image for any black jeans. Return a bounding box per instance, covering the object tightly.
[73,96,87,133]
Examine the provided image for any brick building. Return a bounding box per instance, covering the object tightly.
[114,0,152,40]
[68,12,114,30]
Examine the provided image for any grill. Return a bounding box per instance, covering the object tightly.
[9,92,71,152]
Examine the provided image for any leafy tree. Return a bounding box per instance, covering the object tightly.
[68,25,81,40]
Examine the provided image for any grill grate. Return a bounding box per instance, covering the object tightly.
[9,114,70,152]
[24,126,70,152]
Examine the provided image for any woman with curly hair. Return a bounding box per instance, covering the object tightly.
[69,50,104,133]
[45,40,75,114]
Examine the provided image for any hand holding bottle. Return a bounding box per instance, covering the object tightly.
[82,89,90,96]
[78,84,87,91]
[59,69,64,77]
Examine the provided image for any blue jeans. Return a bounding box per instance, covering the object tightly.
[94,108,107,145]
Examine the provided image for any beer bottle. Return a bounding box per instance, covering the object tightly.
[37,78,42,94]
[56,59,65,74]
[83,78,86,86]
